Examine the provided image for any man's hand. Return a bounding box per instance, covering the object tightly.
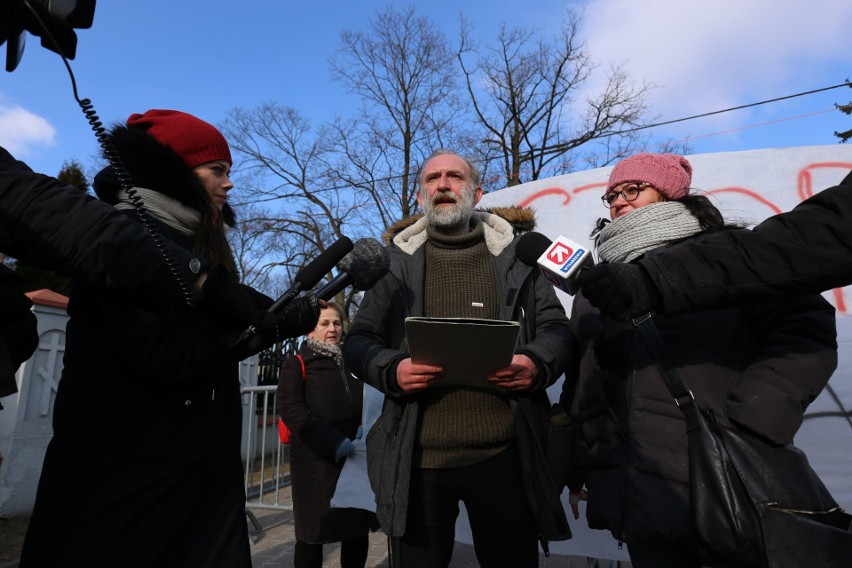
[396,358,443,393]
[568,488,588,520]
[486,354,537,391]
[575,263,661,321]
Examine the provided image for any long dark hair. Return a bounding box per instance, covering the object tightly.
[676,193,743,233]
[194,200,237,274]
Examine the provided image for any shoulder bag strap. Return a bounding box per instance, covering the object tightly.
[632,313,703,432]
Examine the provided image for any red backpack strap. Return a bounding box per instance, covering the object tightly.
[278,354,306,445]
[296,354,306,381]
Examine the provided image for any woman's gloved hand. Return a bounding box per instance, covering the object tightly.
[335,438,356,462]
[575,263,661,321]
[197,264,321,359]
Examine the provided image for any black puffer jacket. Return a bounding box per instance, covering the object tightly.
[20,129,254,568]
[276,340,377,544]
[639,170,852,313]
[565,238,838,546]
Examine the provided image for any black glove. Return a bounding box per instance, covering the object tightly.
[196,265,321,359]
[575,263,661,321]
[230,295,321,360]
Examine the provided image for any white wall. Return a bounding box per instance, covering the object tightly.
[0,303,67,517]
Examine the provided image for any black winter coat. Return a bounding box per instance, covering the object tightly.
[0,145,206,399]
[0,145,202,304]
[564,239,838,546]
[276,341,377,544]
[19,129,254,568]
[639,170,852,313]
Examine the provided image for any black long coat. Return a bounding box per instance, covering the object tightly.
[20,218,251,568]
[564,240,838,547]
[276,341,377,544]
[20,126,253,568]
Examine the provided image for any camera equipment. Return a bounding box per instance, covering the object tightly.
[1,0,96,72]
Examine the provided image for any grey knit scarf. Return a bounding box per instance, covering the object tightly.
[115,187,201,237]
[595,201,703,263]
[305,337,343,368]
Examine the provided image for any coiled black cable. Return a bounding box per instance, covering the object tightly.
[22,0,195,306]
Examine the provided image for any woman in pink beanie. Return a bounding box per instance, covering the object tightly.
[561,153,838,567]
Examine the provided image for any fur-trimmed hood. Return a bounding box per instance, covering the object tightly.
[92,122,235,226]
[384,206,536,256]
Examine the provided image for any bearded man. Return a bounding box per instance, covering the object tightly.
[343,149,571,568]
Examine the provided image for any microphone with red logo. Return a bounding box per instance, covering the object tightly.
[516,232,594,295]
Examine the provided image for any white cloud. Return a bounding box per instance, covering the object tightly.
[580,0,852,138]
[0,104,56,156]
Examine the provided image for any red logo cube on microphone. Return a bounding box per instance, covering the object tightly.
[546,242,574,265]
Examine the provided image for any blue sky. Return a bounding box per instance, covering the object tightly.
[1,0,850,179]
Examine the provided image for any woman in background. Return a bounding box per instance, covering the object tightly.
[277,301,378,568]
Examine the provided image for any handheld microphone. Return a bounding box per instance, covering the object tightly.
[516,232,593,295]
[313,238,390,301]
[266,236,354,313]
[231,236,353,350]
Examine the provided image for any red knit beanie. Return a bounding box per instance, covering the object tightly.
[126,109,232,168]
[607,153,692,200]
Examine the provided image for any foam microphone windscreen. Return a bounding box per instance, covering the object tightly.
[516,232,553,266]
[341,238,391,290]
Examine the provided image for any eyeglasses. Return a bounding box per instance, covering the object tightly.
[601,183,651,208]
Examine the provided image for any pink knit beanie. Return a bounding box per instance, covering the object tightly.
[127,109,232,168]
[607,153,692,200]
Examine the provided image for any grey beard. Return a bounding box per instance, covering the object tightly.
[423,186,475,230]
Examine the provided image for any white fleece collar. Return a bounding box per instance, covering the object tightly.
[392,211,516,256]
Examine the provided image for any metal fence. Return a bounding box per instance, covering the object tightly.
[241,385,291,533]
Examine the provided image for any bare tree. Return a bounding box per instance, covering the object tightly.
[220,103,360,309]
[329,5,470,229]
[457,10,653,189]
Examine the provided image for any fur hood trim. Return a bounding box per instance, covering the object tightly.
[93,123,235,226]
[389,207,536,256]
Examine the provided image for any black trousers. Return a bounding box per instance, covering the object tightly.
[391,446,539,568]
[294,536,369,568]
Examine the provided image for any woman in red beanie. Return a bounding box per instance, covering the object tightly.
[21,109,320,568]
[560,153,837,567]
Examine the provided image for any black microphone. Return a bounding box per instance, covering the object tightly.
[516,231,553,266]
[313,238,390,301]
[231,236,353,349]
[266,236,354,313]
